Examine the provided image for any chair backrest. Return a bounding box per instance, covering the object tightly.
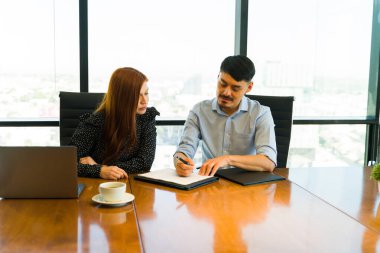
[59,91,105,145]
[245,94,295,168]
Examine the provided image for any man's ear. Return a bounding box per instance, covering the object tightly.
[246,81,254,93]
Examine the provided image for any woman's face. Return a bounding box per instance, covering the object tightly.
[136,81,149,115]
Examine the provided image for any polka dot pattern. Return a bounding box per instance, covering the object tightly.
[70,107,160,178]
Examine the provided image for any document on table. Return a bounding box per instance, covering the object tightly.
[134,168,219,190]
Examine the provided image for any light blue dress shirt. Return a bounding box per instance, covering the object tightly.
[176,96,277,166]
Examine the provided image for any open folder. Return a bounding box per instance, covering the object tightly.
[215,167,285,186]
[134,169,219,190]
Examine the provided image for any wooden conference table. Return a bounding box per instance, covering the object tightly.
[1,167,379,252]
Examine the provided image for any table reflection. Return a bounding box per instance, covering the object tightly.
[95,204,133,225]
[0,199,78,252]
[77,178,142,253]
[174,181,278,252]
[275,167,380,252]
[131,178,284,252]
[276,166,380,232]
[132,173,380,252]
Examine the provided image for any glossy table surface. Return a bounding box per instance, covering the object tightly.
[275,166,380,234]
[130,169,380,253]
[0,177,142,253]
[1,167,380,253]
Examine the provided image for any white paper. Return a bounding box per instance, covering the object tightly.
[137,168,213,185]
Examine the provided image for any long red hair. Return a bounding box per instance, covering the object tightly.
[96,67,148,164]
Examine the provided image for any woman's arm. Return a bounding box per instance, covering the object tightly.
[70,114,102,178]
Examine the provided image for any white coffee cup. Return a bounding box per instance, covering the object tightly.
[99,182,126,202]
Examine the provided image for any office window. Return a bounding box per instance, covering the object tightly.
[88,0,235,118]
[248,0,372,166]
[248,0,372,117]
[152,126,203,170]
[0,127,59,146]
[0,0,79,121]
[288,125,365,167]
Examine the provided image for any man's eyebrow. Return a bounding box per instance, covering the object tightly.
[220,77,243,87]
[219,78,228,84]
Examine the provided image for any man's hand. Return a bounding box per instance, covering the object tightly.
[100,165,128,180]
[198,155,230,176]
[174,153,195,177]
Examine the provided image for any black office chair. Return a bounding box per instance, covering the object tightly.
[59,91,105,145]
[245,94,295,168]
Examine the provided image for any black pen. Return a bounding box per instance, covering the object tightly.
[175,155,190,165]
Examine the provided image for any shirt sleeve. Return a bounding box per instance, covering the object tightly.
[175,109,202,159]
[114,114,158,174]
[254,106,278,166]
[69,114,102,178]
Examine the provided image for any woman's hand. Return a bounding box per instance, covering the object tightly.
[79,156,98,165]
[100,165,128,180]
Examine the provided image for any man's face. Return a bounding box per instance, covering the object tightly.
[216,72,253,115]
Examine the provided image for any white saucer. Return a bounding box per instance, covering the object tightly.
[92,193,135,206]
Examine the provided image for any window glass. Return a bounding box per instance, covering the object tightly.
[288,125,365,167]
[247,0,371,166]
[154,126,202,170]
[88,0,235,118]
[248,0,372,117]
[0,0,79,120]
[0,127,59,146]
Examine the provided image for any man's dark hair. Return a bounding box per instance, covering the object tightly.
[220,55,255,82]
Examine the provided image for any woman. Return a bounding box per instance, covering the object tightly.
[70,67,160,180]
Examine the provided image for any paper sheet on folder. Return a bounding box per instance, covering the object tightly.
[134,169,218,190]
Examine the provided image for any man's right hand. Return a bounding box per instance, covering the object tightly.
[174,153,195,177]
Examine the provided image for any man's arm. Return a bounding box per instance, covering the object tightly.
[174,109,201,176]
[198,105,277,176]
[198,154,275,176]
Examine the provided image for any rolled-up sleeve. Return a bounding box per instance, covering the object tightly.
[176,110,202,159]
[254,107,277,166]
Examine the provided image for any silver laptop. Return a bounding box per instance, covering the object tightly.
[0,146,84,199]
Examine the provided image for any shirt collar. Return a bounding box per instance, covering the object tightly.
[240,96,249,112]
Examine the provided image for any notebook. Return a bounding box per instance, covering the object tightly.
[134,168,219,190]
[0,146,84,198]
[215,167,285,186]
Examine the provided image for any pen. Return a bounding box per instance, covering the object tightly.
[175,155,190,165]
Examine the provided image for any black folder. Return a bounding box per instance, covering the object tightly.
[215,167,285,186]
[134,169,219,190]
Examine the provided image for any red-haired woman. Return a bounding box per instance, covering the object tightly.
[70,67,160,180]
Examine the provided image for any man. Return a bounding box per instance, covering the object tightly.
[173,55,277,177]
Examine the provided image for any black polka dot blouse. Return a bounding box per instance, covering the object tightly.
[70,107,160,178]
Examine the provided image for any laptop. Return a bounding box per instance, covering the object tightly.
[0,146,84,198]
